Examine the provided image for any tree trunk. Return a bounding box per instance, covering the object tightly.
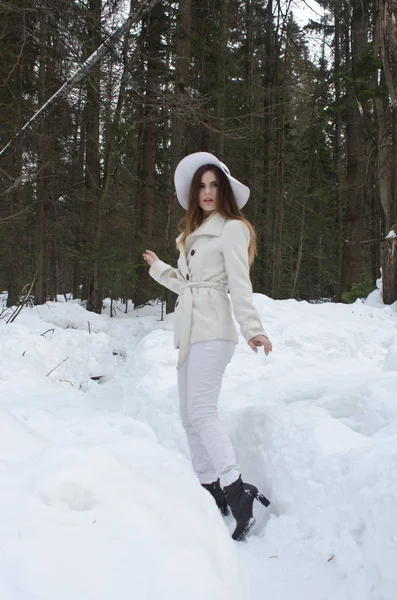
[135,2,164,306]
[339,2,369,298]
[82,0,102,313]
[334,10,344,301]
[216,0,228,159]
[381,223,397,303]
[291,207,305,298]
[4,35,24,307]
[164,0,191,314]
[243,0,260,241]
[271,85,285,299]
[72,91,85,300]
[261,0,276,294]
[35,14,51,305]
[375,21,393,234]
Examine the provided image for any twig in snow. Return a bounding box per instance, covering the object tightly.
[46,357,69,377]
[0,306,13,321]
[40,328,54,338]
[87,321,91,334]
[6,273,37,324]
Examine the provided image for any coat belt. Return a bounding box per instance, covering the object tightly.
[177,280,228,369]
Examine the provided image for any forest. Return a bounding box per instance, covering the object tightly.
[1,0,397,313]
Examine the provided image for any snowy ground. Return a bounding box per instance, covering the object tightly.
[0,290,397,600]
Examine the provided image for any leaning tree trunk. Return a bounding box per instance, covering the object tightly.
[0,0,160,162]
[381,222,397,303]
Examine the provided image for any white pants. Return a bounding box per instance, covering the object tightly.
[177,340,240,488]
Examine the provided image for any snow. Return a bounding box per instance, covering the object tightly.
[1,292,397,599]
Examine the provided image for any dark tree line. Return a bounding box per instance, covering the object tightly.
[1,0,397,313]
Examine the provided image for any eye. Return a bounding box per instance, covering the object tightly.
[211,182,218,187]
[199,183,205,188]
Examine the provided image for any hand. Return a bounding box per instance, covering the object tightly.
[248,334,272,355]
[143,249,159,267]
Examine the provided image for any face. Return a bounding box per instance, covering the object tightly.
[198,170,218,216]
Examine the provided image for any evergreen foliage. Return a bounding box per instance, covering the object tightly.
[1,0,396,310]
[341,273,375,303]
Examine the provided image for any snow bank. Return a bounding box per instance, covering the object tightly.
[0,305,245,600]
[1,292,397,600]
[91,292,397,600]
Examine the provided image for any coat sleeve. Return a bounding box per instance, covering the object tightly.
[221,219,267,342]
[149,259,183,295]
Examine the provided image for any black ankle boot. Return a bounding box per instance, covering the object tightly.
[224,475,270,541]
[201,479,229,516]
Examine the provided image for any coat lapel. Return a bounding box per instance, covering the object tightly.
[176,213,226,247]
[188,212,226,239]
[175,213,227,278]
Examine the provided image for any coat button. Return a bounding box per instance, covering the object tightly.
[186,274,190,280]
[191,249,195,256]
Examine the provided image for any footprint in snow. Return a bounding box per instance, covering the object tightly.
[36,481,98,512]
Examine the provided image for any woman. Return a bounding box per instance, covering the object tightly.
[143,152,272,541]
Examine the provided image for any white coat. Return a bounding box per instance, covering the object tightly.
[149,211,266,368]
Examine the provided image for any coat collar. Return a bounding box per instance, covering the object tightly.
[176,212,227,246]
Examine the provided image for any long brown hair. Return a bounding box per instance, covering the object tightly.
[178,164,257,264]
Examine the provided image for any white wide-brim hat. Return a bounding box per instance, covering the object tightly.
[174,152,250,210]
